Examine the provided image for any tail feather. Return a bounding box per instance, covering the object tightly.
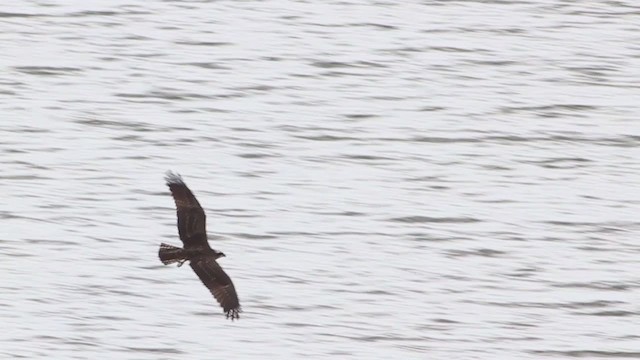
[159,243,186,265]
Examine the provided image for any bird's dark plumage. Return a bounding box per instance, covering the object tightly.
[164,171,209,249]
[159,171,241,320]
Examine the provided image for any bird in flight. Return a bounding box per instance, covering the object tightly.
[159,171,241,320]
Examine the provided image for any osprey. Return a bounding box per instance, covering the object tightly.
[159,171,241,320]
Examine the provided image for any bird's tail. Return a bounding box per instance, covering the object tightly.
[159,243,187,265]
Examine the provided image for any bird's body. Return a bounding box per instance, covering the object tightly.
[159,171,241,320]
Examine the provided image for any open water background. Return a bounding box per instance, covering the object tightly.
[1,1,640,359]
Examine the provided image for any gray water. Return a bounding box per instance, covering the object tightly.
[2,1,640,359]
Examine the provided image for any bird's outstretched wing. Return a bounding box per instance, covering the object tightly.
[190,256,241,320]
[165,171,209,249]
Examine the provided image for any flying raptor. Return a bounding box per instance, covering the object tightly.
[159,171,241,320]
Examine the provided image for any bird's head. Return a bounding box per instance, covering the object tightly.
[217,251,226,259]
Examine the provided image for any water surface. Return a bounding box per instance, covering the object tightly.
[2,1,640,359]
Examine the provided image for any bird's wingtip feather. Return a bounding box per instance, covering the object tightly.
[226,307,242,321]
[164,170,184,185]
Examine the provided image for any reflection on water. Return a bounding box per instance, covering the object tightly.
[2,0,640,359]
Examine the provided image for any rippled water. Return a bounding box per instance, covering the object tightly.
[2,1,640,359]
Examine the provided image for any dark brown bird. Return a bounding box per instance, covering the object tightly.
[159,171,241,320]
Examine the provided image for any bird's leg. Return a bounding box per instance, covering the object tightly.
[177,259,188,267]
